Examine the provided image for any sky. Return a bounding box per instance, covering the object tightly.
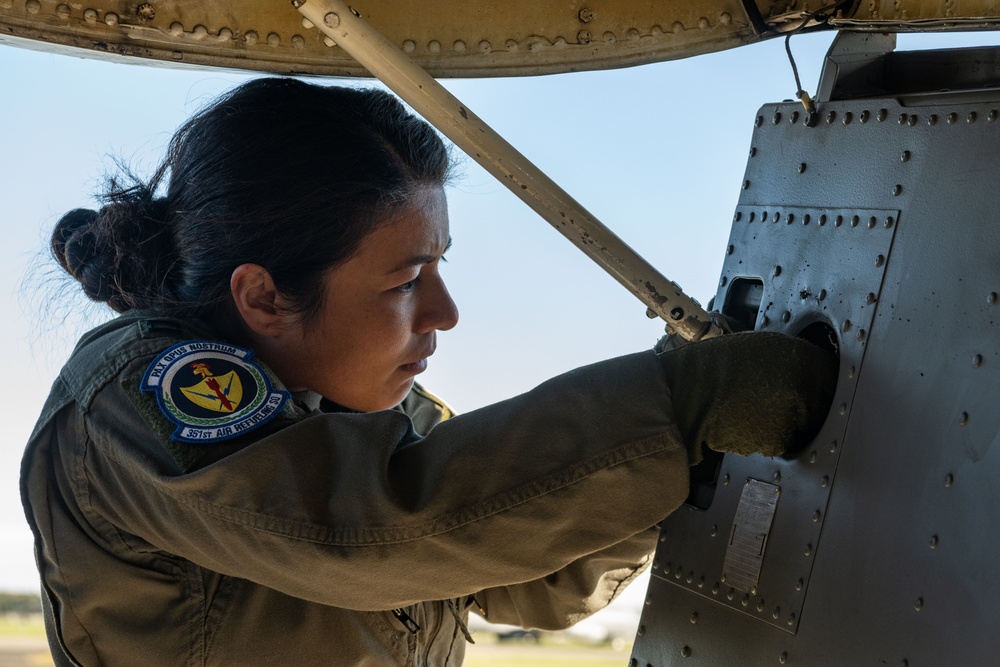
[0,26,993,601]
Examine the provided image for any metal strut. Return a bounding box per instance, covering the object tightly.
[293,0,723,341]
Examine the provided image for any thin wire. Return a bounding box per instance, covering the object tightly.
[783,0,853,113]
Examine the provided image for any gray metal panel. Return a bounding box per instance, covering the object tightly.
[633,58,1000,666]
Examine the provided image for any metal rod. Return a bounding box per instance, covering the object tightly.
[294,0,723,341]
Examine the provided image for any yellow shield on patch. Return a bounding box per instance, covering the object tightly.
[180,370,243,413]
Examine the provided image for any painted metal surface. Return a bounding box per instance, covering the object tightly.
[4,1,1000,77]
[633,34,1000,665]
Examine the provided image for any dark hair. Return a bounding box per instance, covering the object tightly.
[52,77,451,331]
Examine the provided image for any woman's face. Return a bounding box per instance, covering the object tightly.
[280,186,459,411]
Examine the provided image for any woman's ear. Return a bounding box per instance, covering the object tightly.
[230,264,292,337]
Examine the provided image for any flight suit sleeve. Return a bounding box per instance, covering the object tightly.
[472,527,658,630]
[69,349,690,611]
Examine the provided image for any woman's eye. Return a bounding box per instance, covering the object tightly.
[396,278,418,292]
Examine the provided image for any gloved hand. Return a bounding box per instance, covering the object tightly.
[658,331,838,462]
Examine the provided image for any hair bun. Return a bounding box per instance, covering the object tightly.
[51,207,118,303]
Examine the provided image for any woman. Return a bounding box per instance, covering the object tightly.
[22,78,836,666]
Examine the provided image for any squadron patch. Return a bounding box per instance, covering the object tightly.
[141,340,290,443]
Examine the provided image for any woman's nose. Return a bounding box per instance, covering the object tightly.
[418,275,459,333]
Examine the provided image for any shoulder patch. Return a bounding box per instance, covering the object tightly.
[141,340,290,444]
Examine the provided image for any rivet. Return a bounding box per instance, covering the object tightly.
[827,110,836,124]
[734,211,743,222]
[681,646,693,658]
[914,597,924,611]
[795,578,804,591]
[244,30,259,45]
[743,180,751,190]
[727,588,735,600]
[720,11,733,24]
[301,17,315,29]
[812,510,821,523]
[723,474,731,485]
[886,216,894,228]
[55,3,70,19]
[428,40,442,54]
[324,12,340,27]
[876,254,885,267]
[790,110,800,124]
[798,162,807,174]
[893,184,903,196]
[990,110,998,122]
[860,110,870,123]
[901,661,909,667]
[756,115,763,127]
[773,607,781,619]
[749,211,756,222]
[774,265,782,277]
[988,292,998,305]
[851,215,860,227]
[219,28,234,41]
[291,34,305,48]
[266,32,280,47]
[675,566,683,579]
[323,36,336,47]
[819,214,828,225]
[842,319,852,332]
[454,40,467,53]
[779,652,789,664]
[835,215,844,227]
[968,111,978,124]
[712,582,720,594]
[908,115,917,126]
[948,112,958,124]
[944,473,954,487]
[848,366,856,378]
[901,150,911,162]
[929,535,939,549]
[843,111,853,125]
[637,624,646,636]
[720,276,728,287]
[781,311,791,323]
[698,16,710,29]
[801,213,808,224]
[105,12,119,25]
[763,210,769,222]
[25,0,40,13]
[804,111,817,127]
[479,40,492,53]
[838,403,848,415]
[868,215,877,228]
[742,593,750,607]
[819,289,827,300]
[973,354,983,368]
[856,328,866,341]
[687,571,694,583]
[821,475,830,488]
[191,24,208,39]
[672,21,685,33]
[645,596,653,606]
[928,114,938,126]
[711,524,718,537]
[578,7,594,22]
[698,577,705,588]
[959,411,969,426]
[773,471,782,483]
[809,450,817,463]
[84,8,98,23]
[830,440,838,453]
[898,113,908,125]
[402,39,416,53]
[505,39,518,51]
[630,660,637,667]
[773,111,782,124]
[727,244,735,255]
[750,146,758,158]
[866,292,877,304]
[804,544,813,557]
[653,559,660,570]
[787,612,797,625]
[878,109,888,122]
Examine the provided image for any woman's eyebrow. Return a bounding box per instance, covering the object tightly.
[388,237,452,273]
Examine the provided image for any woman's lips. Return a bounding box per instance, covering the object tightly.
[399,358,428,374]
